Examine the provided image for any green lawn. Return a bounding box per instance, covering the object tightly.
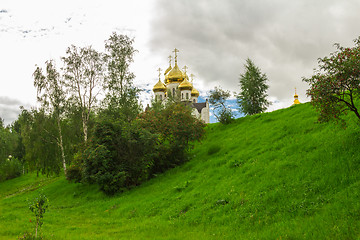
[1,103,360,239]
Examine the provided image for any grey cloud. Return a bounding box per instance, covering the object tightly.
[0,105,20,126]
[0,9,8,13]
[0,96,22,106]
[149,0,360,102]
[0,97,29,125]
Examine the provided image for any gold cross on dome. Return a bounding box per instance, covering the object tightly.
[157,68,162,79]
[168,55,172,65]
[183,65,188,74]
[190,74,195,82]
[173,48,179,62]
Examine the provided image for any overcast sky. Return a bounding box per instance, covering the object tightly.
[1,0,360,125]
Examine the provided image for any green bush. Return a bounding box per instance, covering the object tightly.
[218,108,234,124]
[138,102,206,174]
[82,120,156,195]
[71,102,206,195]
[65,146,86,183]
[0,156,22,182]
[66,165,82,183]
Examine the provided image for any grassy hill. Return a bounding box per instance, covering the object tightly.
[1,103,360,239]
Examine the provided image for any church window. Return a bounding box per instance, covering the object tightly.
[173,88,175,97]
[186,92,189,99]
[160,95,162,100]
[182,93,184,99]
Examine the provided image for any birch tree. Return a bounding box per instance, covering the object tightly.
[62,45,104,142]
[33,60,67,174]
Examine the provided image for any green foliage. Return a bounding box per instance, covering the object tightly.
[0,156,22,182]
[209,86,234,124]
[103,33,141,122]
[138,102,206,174]
[303,36,360,123]
[237,58,269,115]
[0,120,19,165]
[79,101,205,195]
[82,118,157,195]
[33,60,67,174]
[17,108,62,176]
[28,192,49,238]
[65,148,84,183]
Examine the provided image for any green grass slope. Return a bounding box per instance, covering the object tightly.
[1,103,360,239]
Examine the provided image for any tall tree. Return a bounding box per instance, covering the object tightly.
[209,86,234,124]
[303,37,360,123]
[237,58,269,115]
[62,45,105,142]
[33,60,67,174]
[103,33,140,121]
[17,108,61,176]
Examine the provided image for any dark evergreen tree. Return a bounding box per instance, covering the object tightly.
[237,58,269,115]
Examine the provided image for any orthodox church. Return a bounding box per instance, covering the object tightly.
[153,48,210,123]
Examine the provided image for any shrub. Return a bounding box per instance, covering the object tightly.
[82,120,156,195]
[0,156,22,182]
[138,102,206,174]
[28,192,49,238]
[218,108,234,124]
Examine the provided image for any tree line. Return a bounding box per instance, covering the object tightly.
[0,33,205,195]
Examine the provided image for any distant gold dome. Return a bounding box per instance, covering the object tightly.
[179,78,193,90]
[293,88,300,105]
[191,86,199,97]
[153,80,166,92]
[167,63,184,83]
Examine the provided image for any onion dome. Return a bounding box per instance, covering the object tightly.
[191,86,199,97]
[167,63,184,83]
[293,88,300,105]
[153,80,166,92]
[168,48,184,83]
[179,78,193,90]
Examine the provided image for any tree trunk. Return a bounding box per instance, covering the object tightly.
[82,116,88,142]
[56,117,67,175]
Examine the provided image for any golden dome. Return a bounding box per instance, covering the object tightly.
[293,88,300,105]
[191,86,199,97]
[167,63,184,82]
[179,78,193,90]
[153,80,166,92]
